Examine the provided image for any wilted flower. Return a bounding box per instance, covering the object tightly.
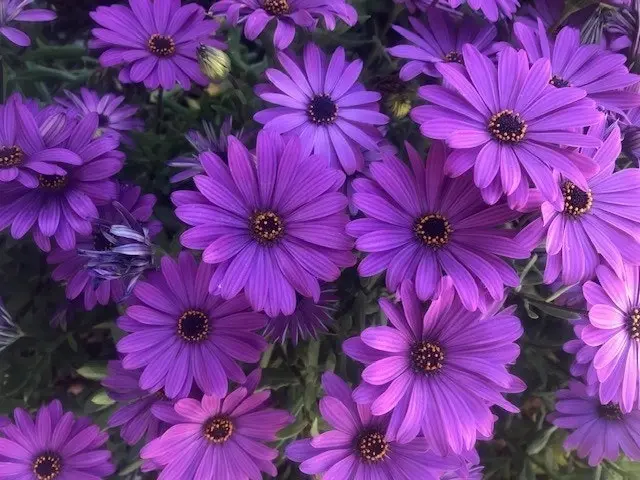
[0,297,22,352]
[196,43,231,82]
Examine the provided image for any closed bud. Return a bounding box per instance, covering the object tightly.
[197,44,231,82]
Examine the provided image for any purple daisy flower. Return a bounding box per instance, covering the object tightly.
[210,0,357,50]
[548,380,640,466]
[47,183,160,311]
[0,0,56,47]
[56,88,143,142]
[343,280,524,454]
[0,399,115,479]
[447,0,519,22]
[0,94,83,188]
[514,19,640,112]
[90,0,225,90]
[411,44,603,209]
[254,43,389,175]
[140,385,293,479]
[388,9,506,80]
[0,113,124,252]
[263,288,337,344]
[286,372,458,479]
[579,264,640,412]
[172,130,355,317]
[346,140,529,311]
[518,124,640,286]
[116,251,268,399]
[564,317,599,394]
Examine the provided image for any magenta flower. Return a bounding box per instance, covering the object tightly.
[343,280,524,453]
[90,0,225,90]
[254,43,389,174]
[411,44,602,209]
[210,0,357,49]
[0,0,56,47]
[140,385,293,478]
[172,130,355,317]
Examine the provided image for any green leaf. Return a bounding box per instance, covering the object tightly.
[277,419,308,440]
[118,459,143,476]
[527,426,558,455]
[76,362,108,381]
[90,390,115,406]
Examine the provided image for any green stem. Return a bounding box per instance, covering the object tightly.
[515,253,538,292]
[545,283,575,303]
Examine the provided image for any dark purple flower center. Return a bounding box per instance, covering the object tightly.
[250,210,284,243]
[444,51,463,64]
[98,114,110,128]
[177,309,210,342]
[413,213,452,248]
[307,94,338,125]
[38,174,68,191]
[203,416,234,443]
[598,403,622,420]
[550,75,570,88]
[488,110,527,143]
[628,308,640,341]
[263,0,290,15]
[33,452,62,480]
[410,341,444,374]
[562,181,592,216]
[0,145,24,168]
[148,34,176,57]
[356,430,389,462]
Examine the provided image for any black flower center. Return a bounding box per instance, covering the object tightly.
[307,94,338,125]
[550,75,570,88]
[628,308,640,342]
[38,174,68,191]
[598,403,623,420]
[263,0,290,15]
[33,453,62,480]
[410,341,444,374]
[356,431,389,462]
[148,34,176,57]
[250,211,284,243]
[562,181,592,216]
[444,51,463,64]
[203,416,234,443]
[0,145,24,168]
[488,110,527,143]
[177,310,210,342]
[414,213,452,248]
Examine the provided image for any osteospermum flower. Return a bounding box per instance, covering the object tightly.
[90,0,225,90]
[579,264,640,412]
[564,317,599,394]
[254,43,389,174]
[117,251,268,399]
[140,385,293,479]
[347,141,529,311]
[286,372,458,479]
[518,124,640,285]
[388,9,505,80]
[548,380,640,466]
[0,0,56,47]
[411,44,602,209]
[47,183,160,311]
[210,0,357,50]
[0,399,115,479]
[514,19,640,112]
[343,280,524,453]
[0,113,123,252]
[172,130,355,317]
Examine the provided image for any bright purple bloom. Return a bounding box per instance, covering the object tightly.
[140,385,293,479]
[347,141,529,311]
[343,280,524,454]
[47,183,160,311]
[514,20,640,112]
[0,113,124,252]
[56,88,143,142]
[0,399,115,479]
[442,449,483,480]
[172,130,355,317]
[117,251,268,399]
[548,380,640,466]
[518,124,640,285]
[388,9,505,80]
[579,264,640,412]
[286,372,458,479]
[210,0,357,50]
[411,45,602,209]
[564,317,599,394]
[0,0,56,47]
[254,43,389,175]
[90,0,225,90]
[448,0,519,22]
